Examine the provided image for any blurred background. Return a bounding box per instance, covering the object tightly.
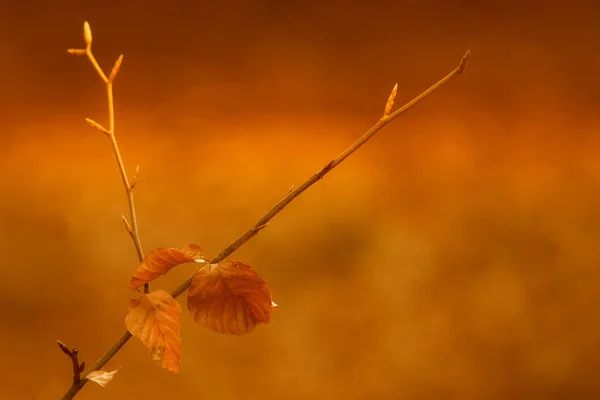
[1,0,600,398]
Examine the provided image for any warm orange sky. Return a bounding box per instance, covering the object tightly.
[2,1,600,399]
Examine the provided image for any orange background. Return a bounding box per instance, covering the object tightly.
[1,1,600,399]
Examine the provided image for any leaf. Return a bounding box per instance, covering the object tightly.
[130,244,204,290]
[187,260,276,335]
[125,290,182,373]
[86,368,120,387]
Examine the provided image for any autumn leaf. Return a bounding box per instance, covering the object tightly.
[130,244,204,290]
[187,260,276,335]
[125,290,182,373]
[86,368,120,387]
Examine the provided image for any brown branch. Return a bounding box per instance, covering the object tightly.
[57,341,86,399]
[62,21,470,400]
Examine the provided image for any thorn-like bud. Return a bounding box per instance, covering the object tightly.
[67,48,87,56]
[383,83,398,117]
[285,185,295,196]
[83,21,92,46]
[79,361,86,373]
[84,118,110,135]
[253,223,269,233]
[109,55,124,83]
[57,340,72,356]
[121,215,133,235]
[130,165,139,189]
[458,50,471,73]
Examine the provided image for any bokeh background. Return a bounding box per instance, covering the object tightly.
[1,0,600,399]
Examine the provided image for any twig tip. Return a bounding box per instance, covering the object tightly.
[84,118,110,135]
[458,50,471,73]
[109,55,124,83]
[57,340,72,356]
[83,21,92,46]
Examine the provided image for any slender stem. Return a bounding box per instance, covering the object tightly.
[62,49,470,399]
[87,49,147,276]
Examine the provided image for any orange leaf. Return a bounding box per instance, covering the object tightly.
[187,260,275,335]
[130,244,204,290]
[86,368,120,387]
[125,290,182,373]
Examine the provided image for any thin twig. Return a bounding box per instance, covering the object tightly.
[76,22,148,290]
[61,48,470,399]
[57,341,86,399]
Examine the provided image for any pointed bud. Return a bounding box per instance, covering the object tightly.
[383,83,398,117]
[83,21,92,46]
[67,49,87,56]
[57,340,72,356]
[84,118,110,135]
[121,215,133,235]
[130,165,139,190]
[109,55,124,83]
[458,50,471,73]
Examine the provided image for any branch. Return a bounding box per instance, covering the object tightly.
[57,341,86,399]
[62,20,470,399]
[70,22,147,294]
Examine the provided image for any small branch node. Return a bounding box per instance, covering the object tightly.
[84,118,110,135]
[252,223,269,233]
[121,215,133,236]
[285,185,295,196]
[316,160,335,180]
[130,165,140,190]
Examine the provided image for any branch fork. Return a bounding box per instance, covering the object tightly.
[61,19,471,400]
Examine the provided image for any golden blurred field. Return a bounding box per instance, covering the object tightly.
[1,1,600,399]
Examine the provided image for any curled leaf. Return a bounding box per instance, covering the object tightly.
[130,244,204,290]
[125,290,182,373]
[86,368,120,387]
[187,260,275,335]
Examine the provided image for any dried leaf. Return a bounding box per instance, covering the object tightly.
[187,260,275,335]
[130,245,204,290]
[125,290,182,373]
[383,83,398,117]
[86,368,120,387]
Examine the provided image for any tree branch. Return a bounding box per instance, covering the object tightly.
[63,21,470,400]
[57,341,86,399]
[72,22,148,292]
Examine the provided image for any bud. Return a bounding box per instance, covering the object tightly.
[67,48,87,56]
[383,83,398,117]
[83,21,92,46]
[109,55,124,83]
